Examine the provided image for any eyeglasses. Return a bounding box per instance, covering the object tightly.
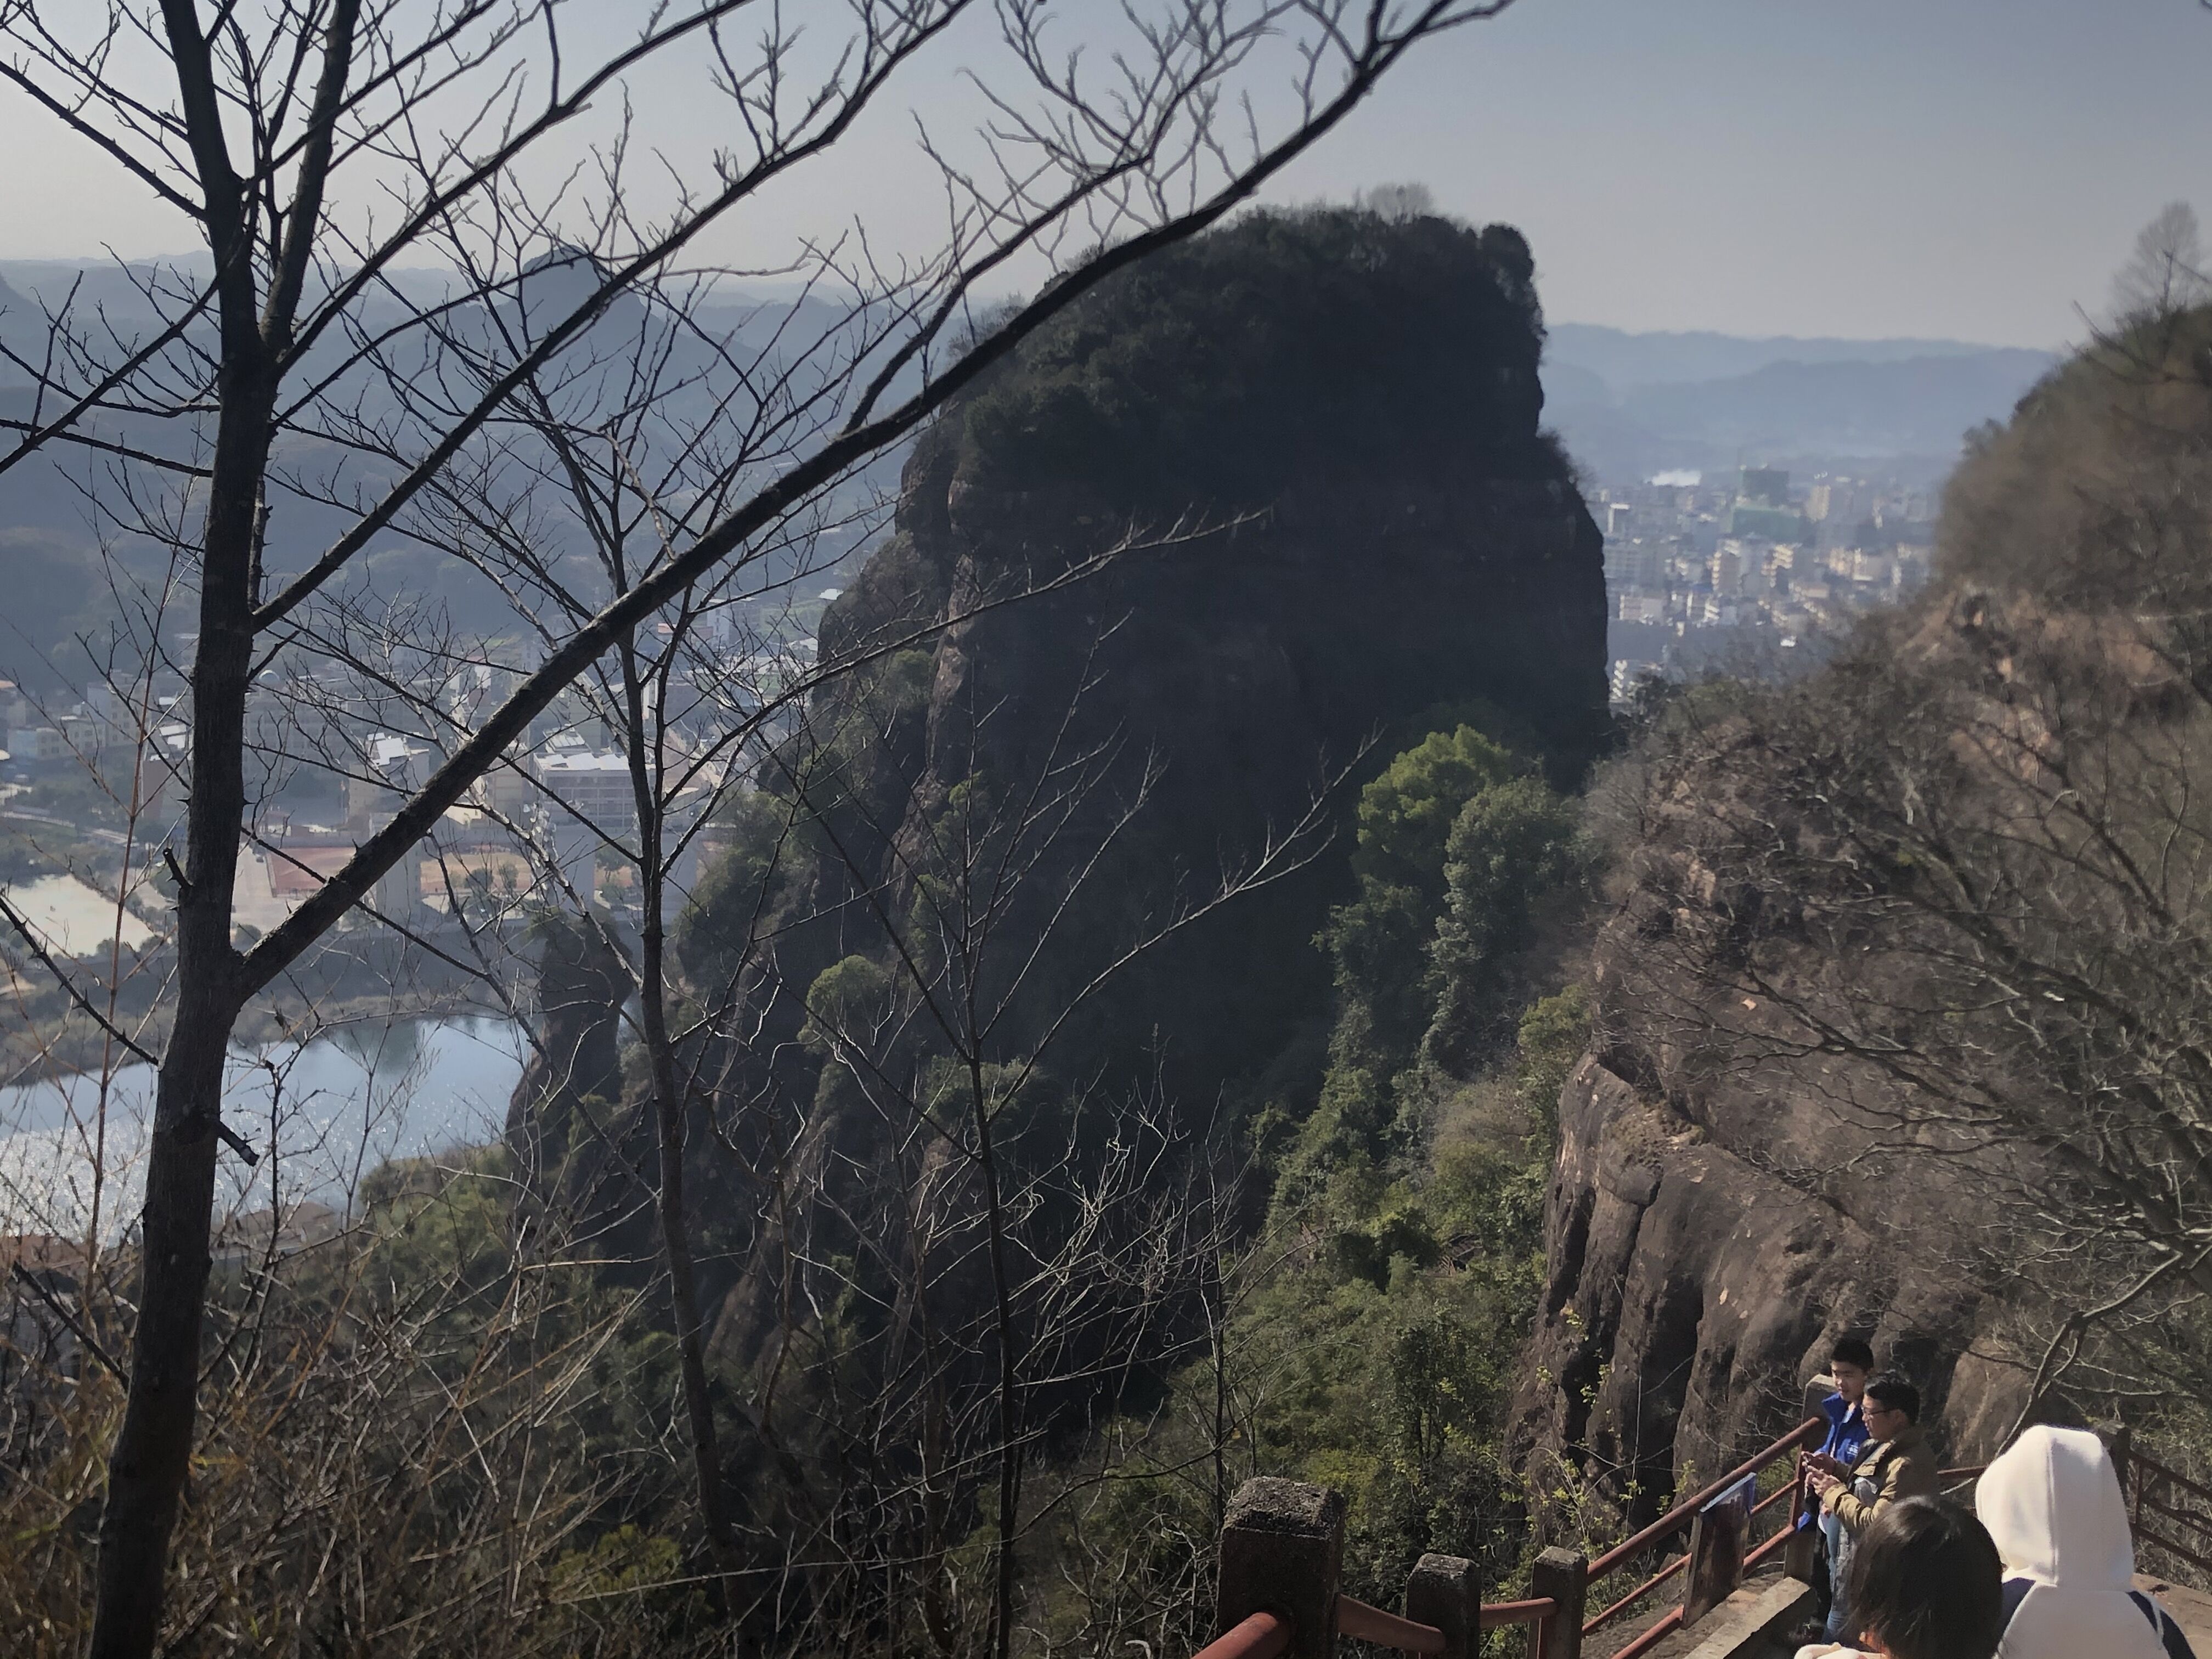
[1865,1404,1903,1420]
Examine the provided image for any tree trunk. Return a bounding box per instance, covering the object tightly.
[622,636,743,1587]
[88,983,239,1659]
[89,196,266,1652]
[970,1053,1022,1659]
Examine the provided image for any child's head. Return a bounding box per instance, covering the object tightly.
[1844,1497,2002,1659]
[1830,1335,1875,1402]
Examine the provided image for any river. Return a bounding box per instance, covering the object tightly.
[0,1015,530,1239]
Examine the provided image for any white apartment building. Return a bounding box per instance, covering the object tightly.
[532,747,634,826]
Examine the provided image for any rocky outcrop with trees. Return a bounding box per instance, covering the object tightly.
[494,205,1615,1650]
[704,205,1609,1127]
[1514,298,2212,1533]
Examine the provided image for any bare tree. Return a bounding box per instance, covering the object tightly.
[420,478,1351,1641]
[2111,202,2210,325]
[1354,182,1437,221]
[0,3,1522,1650]
[320,273,1266,1606]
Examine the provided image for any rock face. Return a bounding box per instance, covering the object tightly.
[506,916,634,1214]
[789,208,1610,1113]
[1521,313,2212,1519]
[1515,1022,2051,1526]
[686,207,1612,1407]
[1511,662,2075,1521]
[1512,1053,2016,1519]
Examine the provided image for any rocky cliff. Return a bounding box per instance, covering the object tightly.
[1513,304,2212,1523]
[687,206,1611,1382]
[1508,679,2044,1524]
[779,208,1608,1110]
[1511,1051,2019,1520]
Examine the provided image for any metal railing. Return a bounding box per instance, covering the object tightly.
[1191,1417,2187,1659]
[1193,1421,1819,1659]
[1560,1415,1824,1659]
[2129,1445,2212,1573]
[1942,1430,2212,1576]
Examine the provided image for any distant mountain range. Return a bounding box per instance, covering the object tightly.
[0,257,900,687]
[1542,322,2059,482]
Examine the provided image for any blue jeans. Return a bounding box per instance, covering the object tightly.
[1823,1511,1851,1641]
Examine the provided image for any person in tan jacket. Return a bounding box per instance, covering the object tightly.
[1805,1374,1942,1642]
[1809,1375,1940,1530]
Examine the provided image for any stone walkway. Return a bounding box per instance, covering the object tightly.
[2136,1574,2212,1656]
[1623,1568,1814,1659]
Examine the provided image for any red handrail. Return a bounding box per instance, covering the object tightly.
[1581,1553,1688,1637]
[1192,1611,1291,1659]
[1478,1596,1556,1631]
[2136,1522,2212,1574]
[2136,1486,2212,1531]
[2135,1448,2212,1510]
[1195,1431,2212,1659]
[1607,1605,1684,1659]
[1447,1429,2212,1659]
[1585,1416,1824,1581]
[1742,1504,1799,1571]
[1336,1595,1446,1654]
[1582,1447,1809,1643]
[1468,1414,1822,1656]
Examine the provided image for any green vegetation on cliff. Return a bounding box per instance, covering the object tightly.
[943,211,1560,506]
[1017,710,1594,1640]
[1242,717,1589,1591]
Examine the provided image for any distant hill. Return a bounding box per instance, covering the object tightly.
[0,258,899,686]
[1542,322,2058,480]
[1544,321,2036,392]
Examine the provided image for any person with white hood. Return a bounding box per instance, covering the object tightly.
[1974,1424,2197,1659]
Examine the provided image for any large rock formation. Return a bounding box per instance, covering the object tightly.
[684,206,1611,1418]
[772,208,1609,1113]
[1507,675,2047,1522]
[1512,1052,2018,1520]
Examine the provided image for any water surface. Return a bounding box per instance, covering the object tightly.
[0,1014,529,1239]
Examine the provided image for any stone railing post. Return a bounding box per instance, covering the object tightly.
[1405,1552,1480,1659]
[1784,1511,1819,1583]
[1216,1477,1345,1659]
[1531,1545,1588,1659]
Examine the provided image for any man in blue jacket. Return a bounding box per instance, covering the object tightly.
[1796,1336,1874,1643]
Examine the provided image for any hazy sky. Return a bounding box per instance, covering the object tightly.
[1268,0,2212,347]
[3,0,2205,349]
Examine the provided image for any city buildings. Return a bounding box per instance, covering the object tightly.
[1595,464,1934,703]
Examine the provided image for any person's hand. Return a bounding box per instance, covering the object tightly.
[1804,1452,1847,1480]
[1806,1469,1841,1500]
